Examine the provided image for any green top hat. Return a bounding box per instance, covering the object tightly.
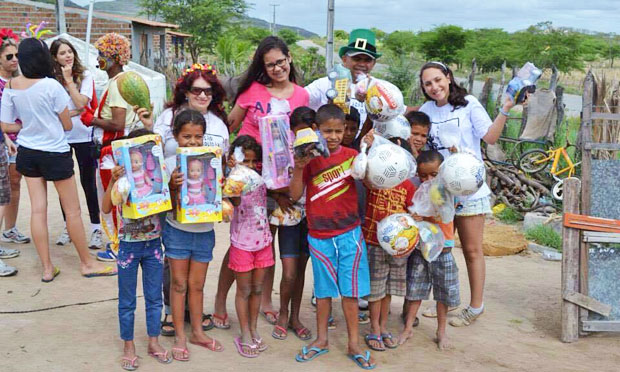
[338,28,382,59]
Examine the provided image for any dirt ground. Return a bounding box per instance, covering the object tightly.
[1,181,620,372]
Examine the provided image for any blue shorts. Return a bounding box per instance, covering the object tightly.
[308,225,370,299]
[162,222,215,263]
[278,219,310,259]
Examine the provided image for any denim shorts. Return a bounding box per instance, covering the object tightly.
[162,222,215,263]
[455,196,492,217]
[278,219,310,259]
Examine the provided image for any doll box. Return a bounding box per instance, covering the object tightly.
[112,134,172,219]
[259,114,295,190]
[176,146,223,223]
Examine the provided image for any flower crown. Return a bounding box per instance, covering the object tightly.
[0,28,19,48]
[21,21,52,40]
[182,63,217,78]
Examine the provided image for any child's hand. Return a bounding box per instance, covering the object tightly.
[448,146,458,154]
[275,193,294,213]
[134,106,153,129]
[111,165,125,182]
[411,213,423,222]
[169,166,184,190]
[226,156,237,170]
[293,154,310,170]
[362,129,375,147]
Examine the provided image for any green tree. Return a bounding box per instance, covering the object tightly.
[418,25,468,66]
[296,46,326,85]
[513,23,584,72]
[383,31,416,55]
[215,34,252,76]
[239,26,272,45]
[140,0,248,63]
[370,27,386,41]
[334,30,349,41]
[459,29,519,72]
[278,28,300,45]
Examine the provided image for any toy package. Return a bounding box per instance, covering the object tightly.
[363,78,405,122]
[376,213,419,258]
[259,114,295,189]
[416,221,445,262]
[293,128,329,160]
[505,62,542,104]
[223,147,264,197]
[112,134,171,219]
[410,178,455,224]
[326,63,353,114]
[176,147,223,223]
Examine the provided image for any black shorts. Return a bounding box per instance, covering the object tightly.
[278,218,310,258]
[16,146,74,181]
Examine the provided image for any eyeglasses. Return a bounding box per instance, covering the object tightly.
[4,53,17,61]
[189,87,213,96]
[265,58,288,71]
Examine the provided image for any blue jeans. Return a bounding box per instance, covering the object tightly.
[117,238,164,341]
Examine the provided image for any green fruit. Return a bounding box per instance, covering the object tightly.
[117,71,151,118]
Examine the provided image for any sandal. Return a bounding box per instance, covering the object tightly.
[272,325,288,340]
[121,356,139,371]
[160,314,174,337]
[233,336,259,358]
[202,313,215,331]
[260,310,278,325]
[364,334,385,352]
[295,346,329,363]
[147,350,172,364]
[252,337,268,352]
[381,333,398,349]
[212,313,231,329]
[328,315,336,330]
[289,325,312,341]
[171,347,190,362]
[349,351,376,370]
[190,338,224,352]
[358,312,370,324]
[41,267,60,283]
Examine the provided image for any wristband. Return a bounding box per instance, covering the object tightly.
[499,108,511,117]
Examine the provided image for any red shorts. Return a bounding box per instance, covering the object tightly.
[228,244,274,273]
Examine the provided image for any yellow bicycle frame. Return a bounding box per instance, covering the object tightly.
[534,147,576,178]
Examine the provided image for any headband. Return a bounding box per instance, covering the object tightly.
[428,61,448,71]
[0,28,19,48]
[180,63,217,80]
[21,22,51,40]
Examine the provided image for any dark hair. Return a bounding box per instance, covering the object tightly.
[126,128,154,139]
[166,67,227,125]
[417,149,444,165]
[419,62,468,110]
[229,134,262,160]
[405,111,431,129]
[290,106,315,130]
[235,36,299,102]
[389,137,413,155]
[345,106,360,127]
[50,38,86,87]
[172,109,207,137]
[18,38,53,79]
[316,104,345,126]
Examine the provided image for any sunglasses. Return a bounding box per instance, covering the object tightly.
[189,87,213,96]
[4,53,17,61]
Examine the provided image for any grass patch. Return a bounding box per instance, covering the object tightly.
[525,225,563,251]
[496,206,523,224]
[509,319,523,324]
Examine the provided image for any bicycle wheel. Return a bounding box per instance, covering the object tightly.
[552,180,563,201]
[518,149,549,174]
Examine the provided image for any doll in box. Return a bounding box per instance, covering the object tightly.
[129,149,153,198]
[186,157,217,205]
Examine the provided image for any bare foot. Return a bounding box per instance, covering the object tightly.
[147,339,170,362]
[435,330,453,351]
[172,337,190,360]
[190,331,223,351]
[398,327,414,345]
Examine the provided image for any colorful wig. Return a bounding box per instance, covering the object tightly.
[94,33,131,66]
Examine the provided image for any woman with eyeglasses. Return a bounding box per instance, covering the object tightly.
[153,63,229,340]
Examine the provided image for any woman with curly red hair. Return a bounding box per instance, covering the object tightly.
[153,64,229,352]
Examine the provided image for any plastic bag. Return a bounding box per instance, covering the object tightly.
[436,119,460,150]
[364,78,405,122]
[410,178,455,224]
[223,147,264,197]
[416,221,445,262]
[376,213,419,258]
[410,180,436,217]
[293,128,329,159]
[438,151,485,197]
[374,115,411,140]
[505,62,542,104]
[260,115,295,190]
[111,176,131,206]
[366,135,416,189]
[351,141,368,180]
[326,63,353,114]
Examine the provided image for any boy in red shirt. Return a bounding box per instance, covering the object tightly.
[290,104,375,369]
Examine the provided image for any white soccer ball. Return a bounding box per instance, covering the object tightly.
[416,221,445,262]
[365,79,405,121]
[377,213,419,257]
[374,115,411,140]
[366,143,414,189]
[438,152,486,197]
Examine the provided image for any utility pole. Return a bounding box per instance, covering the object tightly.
[326,0,335,70]
[270,4,280,35]
[55,0,67,34]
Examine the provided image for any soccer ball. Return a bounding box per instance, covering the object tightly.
[365,79,405,121]
[438,152,486,197]
[374,115,411,140]
[377,213,419,257]
[416,221,445,262]
[366,143,414,189]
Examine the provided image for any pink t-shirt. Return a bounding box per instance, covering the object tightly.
[230,183,273,251]
[236,81,309,143]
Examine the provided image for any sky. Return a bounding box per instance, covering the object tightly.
[247,0,620,36]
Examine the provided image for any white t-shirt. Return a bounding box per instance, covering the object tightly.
[66,70,94,143]
[419,95,493,201]
[0,78,70,152]
[305,76,367,124]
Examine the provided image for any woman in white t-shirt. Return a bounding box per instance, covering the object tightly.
[153,64,229,335]
[50,38,102,250]
[418,61,518,326]
[0,38,115,281]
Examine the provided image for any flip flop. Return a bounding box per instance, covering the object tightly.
[121,356,139,371]
[212,313,231,329]
[160,315,175,337]
[233,336,259,358]
[171,347,189,362]
[272,325,288,340]
[41,267,60,283]
[295,346,329,363]
[349,351,376,370]
[260,310,278,325]
[147,350,172,364]
[381,333,398,349]
[364,334,385,352]
[190,338,224,352]
[202,313,215,331]
[83,266,117,278]
[289,325,312,341]
[252,337,268,352]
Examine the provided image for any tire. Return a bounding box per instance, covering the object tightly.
[518,149,549,174]
[552,180,563,201]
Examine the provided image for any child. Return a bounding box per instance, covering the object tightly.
[404,111,431,157]
[398,150,459,350]
[227,135,274,358]
[362,135,416,352]
[343,106,361,150]
[271,107,314,341]
[290,104,374,370]
[164,110,223,362]
[102,129,171,370]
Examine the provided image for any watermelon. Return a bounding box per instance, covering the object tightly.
[117,71,152,118]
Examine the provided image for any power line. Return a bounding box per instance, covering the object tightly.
[270,3,280,35]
